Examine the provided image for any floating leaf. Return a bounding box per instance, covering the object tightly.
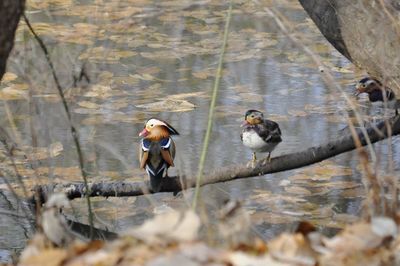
[165,91,207,100]
[136,99,195,112]
[25,142,64,161]
[140,51,181,61]
[27,0,73,9]
[0,83,29,100]
[52,4,142,20]
[299,161,353,177]
[84,85,113,98]
[284,186,312,196]
[2,72,18,83]
[77,101,100,109]
[158,13,182,22]
[24,22,100,45]
[79,47,137,63]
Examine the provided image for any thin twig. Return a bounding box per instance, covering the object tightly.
[23,13,94,239]
[192,2,233,209]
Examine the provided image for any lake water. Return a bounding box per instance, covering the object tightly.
[0,0,399,261]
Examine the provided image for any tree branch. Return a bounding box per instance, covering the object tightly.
[32,116,400,203]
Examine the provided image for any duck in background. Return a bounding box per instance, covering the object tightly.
[355,77,399,115]
[241,109,282,166]
[139,118,179,192]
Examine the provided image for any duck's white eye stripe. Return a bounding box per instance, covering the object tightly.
[365,80,376,86]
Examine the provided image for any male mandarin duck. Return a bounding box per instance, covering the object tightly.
[139,118,179,192]
[355,77,399,115]
[240,110,282,165]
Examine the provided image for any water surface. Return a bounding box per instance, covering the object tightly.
[0,0,399,259]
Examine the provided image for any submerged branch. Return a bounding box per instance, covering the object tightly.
[33,116,400,203]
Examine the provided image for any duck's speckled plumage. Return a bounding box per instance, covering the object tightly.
[356,77,399,114]
[241,110,282,162]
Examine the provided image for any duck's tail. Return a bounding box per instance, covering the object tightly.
[145,164,166,192]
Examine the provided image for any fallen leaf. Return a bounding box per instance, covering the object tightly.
[2,72,18,83]
[126,210,200,244]
[77,101,101,109]
[136,99,195,112]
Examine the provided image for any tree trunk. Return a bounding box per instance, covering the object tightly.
[0,0,25,80]
[298,0,351,61]
[298,0,400,91]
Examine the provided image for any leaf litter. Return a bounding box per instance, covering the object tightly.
[8,0,396,264]
[20,207,400,266]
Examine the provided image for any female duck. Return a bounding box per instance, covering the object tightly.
[356,77,399,115]
[241,110,282,164]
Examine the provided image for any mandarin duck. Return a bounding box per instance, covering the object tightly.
[139,118,179,192]
[241,110,282,165]
[356,77,399,115]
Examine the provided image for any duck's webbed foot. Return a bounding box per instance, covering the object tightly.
[267,152,272,163]
[247,152,257,168]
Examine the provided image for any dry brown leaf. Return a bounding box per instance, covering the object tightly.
[268,233,316,265]
[77,101,100,109]
[0,83,29,100]
[2,72,18,83]
[136,99,195,112]
[126,210,200,244]
[284,186,312,196]
[79,47,137,62]
[19,248,67,266]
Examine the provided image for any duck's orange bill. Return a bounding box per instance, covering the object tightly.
[139,128,149,137]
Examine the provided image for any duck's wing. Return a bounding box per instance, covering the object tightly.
[160,138,175,167]
[258,120,282,143]
[139,139,150,169]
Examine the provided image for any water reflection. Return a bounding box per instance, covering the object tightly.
[0,0,399,257]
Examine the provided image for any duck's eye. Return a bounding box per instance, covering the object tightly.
[250,115,255,118]
[361,84,366,88]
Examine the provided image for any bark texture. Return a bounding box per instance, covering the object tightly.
[298,0,400,92]
[0,0,25,80]
[298,0,351,61]
[33,116,400,203]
